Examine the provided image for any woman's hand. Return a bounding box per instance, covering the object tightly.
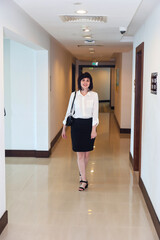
[91,126,97,139]
[62,125,67,139]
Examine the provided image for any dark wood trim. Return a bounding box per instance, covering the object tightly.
[99,100,110,103]
[134,42,144,173]
[0,211,8,235]
[79,64,115,76]
[51,128,62,148]
[129,152,134,168]
[120,128,131,134]
[139,177,160,239]
[5,128,62,158]
[5,150,50,158]
[35,150,51,158]
[72,63,76,92]
[111,106,114,110]
[79,64,115,69]
[114,114,131,134]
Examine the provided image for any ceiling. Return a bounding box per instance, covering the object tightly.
[13,0,159,61]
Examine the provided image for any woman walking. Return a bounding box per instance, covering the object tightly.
[62,72,99,191]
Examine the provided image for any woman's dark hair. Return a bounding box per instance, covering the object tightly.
[78,72,93,90]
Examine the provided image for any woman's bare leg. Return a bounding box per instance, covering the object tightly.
[77,152,86,181]
[78,152,90,180]
[84,152,90,168]
[77,152,90,190]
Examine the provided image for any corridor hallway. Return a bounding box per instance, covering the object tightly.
[1,104,158,240]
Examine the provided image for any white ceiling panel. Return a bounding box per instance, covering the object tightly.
[13,0,159,61]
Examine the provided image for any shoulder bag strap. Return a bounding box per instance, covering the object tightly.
[70,91,76,114]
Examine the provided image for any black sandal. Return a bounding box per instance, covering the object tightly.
[79,172,82,182]
[79,180,88,191]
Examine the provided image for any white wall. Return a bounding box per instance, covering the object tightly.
[35,50,49,150]
[0,0,74,220]
[4,40,36,149]
[114,53,122,126]
[0,27,6,219]
[50,38,74,141]
[121,51,132,128]
[130,2,160,221]
[114,51,132,129]
[4,39,49,150]
[83,67,110,101]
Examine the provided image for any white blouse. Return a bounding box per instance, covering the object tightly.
[63,90,99,126]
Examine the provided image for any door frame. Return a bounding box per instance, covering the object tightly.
[133,42,144,175]
[72,63,75,92]
[79,65,115,103]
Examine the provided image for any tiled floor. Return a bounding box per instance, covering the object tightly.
[1,106,159,240]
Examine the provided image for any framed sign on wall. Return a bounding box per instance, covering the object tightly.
[116,68,119,90]
[151,72,158,95]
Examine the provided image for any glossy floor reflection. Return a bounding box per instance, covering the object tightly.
[1,108,159,240]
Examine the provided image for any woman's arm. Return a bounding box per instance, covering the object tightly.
[91,125,97,139]
[62,124,67,139]
[91,93,99,139]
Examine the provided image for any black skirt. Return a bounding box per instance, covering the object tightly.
[71,118,95,152]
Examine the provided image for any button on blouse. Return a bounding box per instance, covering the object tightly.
[63,90,99,126]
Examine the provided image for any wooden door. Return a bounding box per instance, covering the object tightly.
[134,42,144,175]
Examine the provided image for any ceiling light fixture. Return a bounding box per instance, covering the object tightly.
[84,35,92,39]
[82,26,90,32]
[83,28,90,33]
[73,2,82,5]
[60,15,107,23]
[76,9,87,14]
[84,40,95,44]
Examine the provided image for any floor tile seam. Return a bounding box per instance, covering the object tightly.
[18,172,36,193]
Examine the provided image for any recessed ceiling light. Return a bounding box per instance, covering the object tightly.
[82,27,90,33]
[84,35,92,39]
[76,9,87,14]
[90,51,95,54]
[74,2,82,5]
[89,48,94,50]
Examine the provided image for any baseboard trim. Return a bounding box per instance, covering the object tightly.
[99,100,110,103]
[5,128,62,158]
[51,128,62,148]
[5,149,50,158]
[0,211,8,235]
[114,114,131,134]
[120,128,131,134]
[139,177,160,239]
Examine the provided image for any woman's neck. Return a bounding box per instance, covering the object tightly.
[80,89,88,96]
